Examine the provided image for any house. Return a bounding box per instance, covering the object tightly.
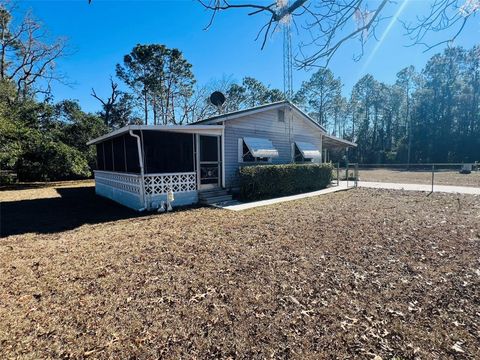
[87,100,356,210]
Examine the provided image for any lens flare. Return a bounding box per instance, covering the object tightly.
[360,0,411,74]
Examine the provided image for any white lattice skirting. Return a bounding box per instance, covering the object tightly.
[95,171,142,194]
[144,172,197,195]
[94,171,198,210]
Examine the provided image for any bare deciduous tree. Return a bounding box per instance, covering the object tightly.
[0,1,66,98]
[0,2,67,98]
[199,0,478,68]
[199,0,390,67]
[91,78,120,127]
[404,0,479,51]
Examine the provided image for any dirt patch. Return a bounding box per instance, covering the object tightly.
[1,185,479,358]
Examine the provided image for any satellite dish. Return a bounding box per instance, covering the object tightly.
[210,91,226,107]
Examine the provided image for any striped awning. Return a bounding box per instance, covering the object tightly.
[243,137,279,158]
[295,141,321,159]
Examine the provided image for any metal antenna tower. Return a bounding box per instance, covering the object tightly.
[281,2,293,100]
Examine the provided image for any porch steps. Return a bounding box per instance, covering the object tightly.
[198,188,233,205]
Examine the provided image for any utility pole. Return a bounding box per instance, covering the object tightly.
[407,84,412,168]
[281,1,293,100]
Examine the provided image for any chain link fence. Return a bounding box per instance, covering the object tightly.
[331,163,359,188]
[331,162,480,190]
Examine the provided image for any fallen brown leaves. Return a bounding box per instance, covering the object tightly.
[1,187,479,359]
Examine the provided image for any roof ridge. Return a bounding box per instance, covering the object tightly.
[191,100,328,133]
[191,100,290,125]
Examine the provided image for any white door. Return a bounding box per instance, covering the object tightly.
[198,135,221,190]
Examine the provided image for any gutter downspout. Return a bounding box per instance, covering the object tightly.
[221,122,226,188]
[129,130,147,211]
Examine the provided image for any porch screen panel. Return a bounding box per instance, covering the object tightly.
[96,143,104,170]
[124,133,140,173]
[104,140,113,171]
[113,136,126,172]
[200,135,218,162]
[143,131,194,174]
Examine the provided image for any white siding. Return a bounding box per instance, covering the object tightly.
[224,107,325,188]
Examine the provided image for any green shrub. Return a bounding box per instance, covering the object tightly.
[0,170,17,185]
[0,116,24,170]
[17,140,91,182]
[239,163,333,201]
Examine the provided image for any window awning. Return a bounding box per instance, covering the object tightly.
[243,137,279,158]
[295,141,321,159]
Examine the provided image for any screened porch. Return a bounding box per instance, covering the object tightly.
[87,125,224,210]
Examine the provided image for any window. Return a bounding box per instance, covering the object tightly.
[242,141,268,162]
[278,109,285,122]
[294,141,321,163]
[294,143,312,163]
[238,137,279,163]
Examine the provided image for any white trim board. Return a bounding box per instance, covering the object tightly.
[87,125,224,145]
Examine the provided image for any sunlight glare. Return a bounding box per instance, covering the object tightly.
[359,0,411,75]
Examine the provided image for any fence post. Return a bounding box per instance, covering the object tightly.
[346,163,349,188]
[431,164,435,193]
[355,163,358,188]
[336,163,339,186]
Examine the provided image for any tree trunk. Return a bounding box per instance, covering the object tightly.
[0,26,5,80]
[144,90,148,125]
[153,96,157,125]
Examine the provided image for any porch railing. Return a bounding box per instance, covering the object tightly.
[143,172,197,195]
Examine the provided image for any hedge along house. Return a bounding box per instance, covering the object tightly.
[87,100,356,210]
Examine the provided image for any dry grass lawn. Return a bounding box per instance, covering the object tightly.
[0,179,94,202]
[1,183,480,359]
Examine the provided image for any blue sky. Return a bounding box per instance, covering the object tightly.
[20,0,479,113]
